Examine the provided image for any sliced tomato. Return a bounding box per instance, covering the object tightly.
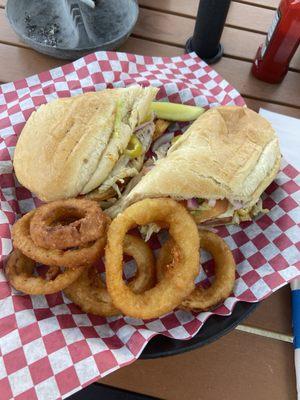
[191,199,229,224]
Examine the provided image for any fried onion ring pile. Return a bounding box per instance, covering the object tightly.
[7,199,109,295]
[30,199,108,250]
[13,211,107,269]
[156,230,236,311]
[64,235,156,317]
[6,250,85,295]
[105,198,200,319]
[6,196,236,319]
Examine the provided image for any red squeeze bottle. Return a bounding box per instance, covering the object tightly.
[252,0,300,83]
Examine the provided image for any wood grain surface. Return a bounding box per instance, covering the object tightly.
[102,330,296,400]
[213,58,300,108]
[1,7,299,72]
[139,0,275,32]
[133,8,300,71]
[245,286,292,335]
[238,0,278,7]
[0,43,64,83]
[244,97,300,118]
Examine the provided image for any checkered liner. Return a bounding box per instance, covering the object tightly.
[0,51,299,400]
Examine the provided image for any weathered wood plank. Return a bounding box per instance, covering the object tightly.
[0,42,64,83]
[1,8,300,71]
[214,57,300,108]
[120,36,182,57]
[0,0,279,12]
[102,330,296,400]
[123,37,300,108]
[244,97,300,119]
[133,8,300,71]
[237,0,278,8]
[139,0,275,33]
[245,285,292,335]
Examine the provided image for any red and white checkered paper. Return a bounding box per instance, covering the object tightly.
[0,51,299,400]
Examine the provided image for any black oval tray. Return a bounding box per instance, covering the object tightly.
[141,301,258,359]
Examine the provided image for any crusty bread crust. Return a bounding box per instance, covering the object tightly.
[13,86,158,201]
[81,86,158,194]
[14,91,117,201]
[122,106,281,208]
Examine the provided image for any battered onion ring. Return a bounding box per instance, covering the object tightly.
[64,235,156,317]
[6,249,85,295]
[13,211,106,268]
[105,198,200,319]
[30,199,109,250]
[157,230,236,311]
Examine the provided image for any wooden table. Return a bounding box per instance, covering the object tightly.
[0,1,298,399]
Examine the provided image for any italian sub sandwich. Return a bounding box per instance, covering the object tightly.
[13,85,159,202]
[107,106,281,230]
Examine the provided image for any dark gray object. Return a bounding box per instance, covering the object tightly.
[70,383,158,399]
[185,0,231,64]
[6,0,139,60]
[141,302,258,358]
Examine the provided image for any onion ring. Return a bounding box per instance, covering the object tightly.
[157,230,236,311]
[45,265,61,280]
[13,211,106,268]
[30,199,109,250]
[64,235,156,317]
[105,198,200,319]
[6,249,85,295]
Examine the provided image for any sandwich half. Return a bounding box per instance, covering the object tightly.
[13,85,158,202]
[107,106,281,229]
